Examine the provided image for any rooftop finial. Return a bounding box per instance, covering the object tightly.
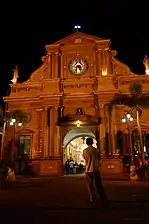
[143,55,149,75]
[11,65,19,84]
[74,25,81,32]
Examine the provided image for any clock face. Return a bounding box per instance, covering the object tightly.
[69,58,88,75]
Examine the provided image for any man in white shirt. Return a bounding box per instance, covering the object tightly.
[83,137,107,203]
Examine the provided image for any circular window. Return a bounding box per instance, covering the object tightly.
[68,58,88,75]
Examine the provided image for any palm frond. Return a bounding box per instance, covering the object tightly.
[129,82,142,98]
[108,83,149,114]
[7,109,30,124]
[0,109,4,122]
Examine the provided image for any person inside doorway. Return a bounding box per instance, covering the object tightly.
[83,137,107,204]
[69,159,74,174]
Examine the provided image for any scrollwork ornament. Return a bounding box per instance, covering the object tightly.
[113,75,119,89]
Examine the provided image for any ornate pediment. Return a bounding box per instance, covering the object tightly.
[47,31,109,47]
[16,128,35,134]
[28,55,50,82]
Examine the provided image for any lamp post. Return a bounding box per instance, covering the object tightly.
[9,119,22,161]
[0,120,7,160]
[122,113,134,164]
[122,112,137,180]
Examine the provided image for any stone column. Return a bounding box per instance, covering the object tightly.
[43,107,49,157]
[100,104,106,156]
[49,107,54,157]
[53,107,61,157]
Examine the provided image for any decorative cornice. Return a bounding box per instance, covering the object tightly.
[113,75,149,89]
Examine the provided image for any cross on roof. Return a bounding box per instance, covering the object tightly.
[74,25,81,31]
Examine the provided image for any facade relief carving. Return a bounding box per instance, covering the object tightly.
[11,85,43,94]
[111,50,132,76]
[28,55,50,82]
[63,83,93,89]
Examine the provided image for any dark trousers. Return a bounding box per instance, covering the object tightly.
[86,172,107,201]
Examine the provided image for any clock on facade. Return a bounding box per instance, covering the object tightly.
[69,58,88,75]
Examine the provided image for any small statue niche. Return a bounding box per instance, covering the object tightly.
[76,108,83,115]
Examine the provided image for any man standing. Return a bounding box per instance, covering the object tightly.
[83,137,107,204]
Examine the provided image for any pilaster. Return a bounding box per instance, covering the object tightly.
[63,55,67,78]
[60,53,64,79]
[108,108,113,156]
[102,50,106,73]
[36,108,44,157]
[53,107,61,157]
[98,49,102,75]
[48,53,52,78]
[99,104,106,156]
[55,51,59,78]
[43,107,49,157]
[49,107,54,157]
[51,53,55,79]
[112,107,119,155]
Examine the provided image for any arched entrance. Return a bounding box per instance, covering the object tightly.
[63,128,97,174]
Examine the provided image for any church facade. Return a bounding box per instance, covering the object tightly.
[3,31,149,175]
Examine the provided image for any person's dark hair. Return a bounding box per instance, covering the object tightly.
[86,137,93,145]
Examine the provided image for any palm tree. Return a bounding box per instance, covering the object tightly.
[108,82,149,166]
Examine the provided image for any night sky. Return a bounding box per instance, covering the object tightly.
[1,2,148,104]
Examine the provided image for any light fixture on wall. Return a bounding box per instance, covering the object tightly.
[102,68,107,76]
[76,120,81,127]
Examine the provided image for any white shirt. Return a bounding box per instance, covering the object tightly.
[83,146,100,173]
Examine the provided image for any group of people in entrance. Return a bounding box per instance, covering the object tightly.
[64,159,84,174]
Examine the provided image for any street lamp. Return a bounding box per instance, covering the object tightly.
[122,112,137,180]
[122,113,134,163]
[11,118,16,123]
[9,119,23,160]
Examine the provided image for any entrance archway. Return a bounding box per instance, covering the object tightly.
[63,128,97,174]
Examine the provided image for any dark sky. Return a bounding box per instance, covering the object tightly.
[0,1,149,103]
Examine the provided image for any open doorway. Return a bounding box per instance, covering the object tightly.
[63,128,97,175]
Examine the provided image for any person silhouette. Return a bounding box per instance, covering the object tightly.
[83,137,107,204]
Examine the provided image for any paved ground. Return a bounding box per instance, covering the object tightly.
[0,175,149,223]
